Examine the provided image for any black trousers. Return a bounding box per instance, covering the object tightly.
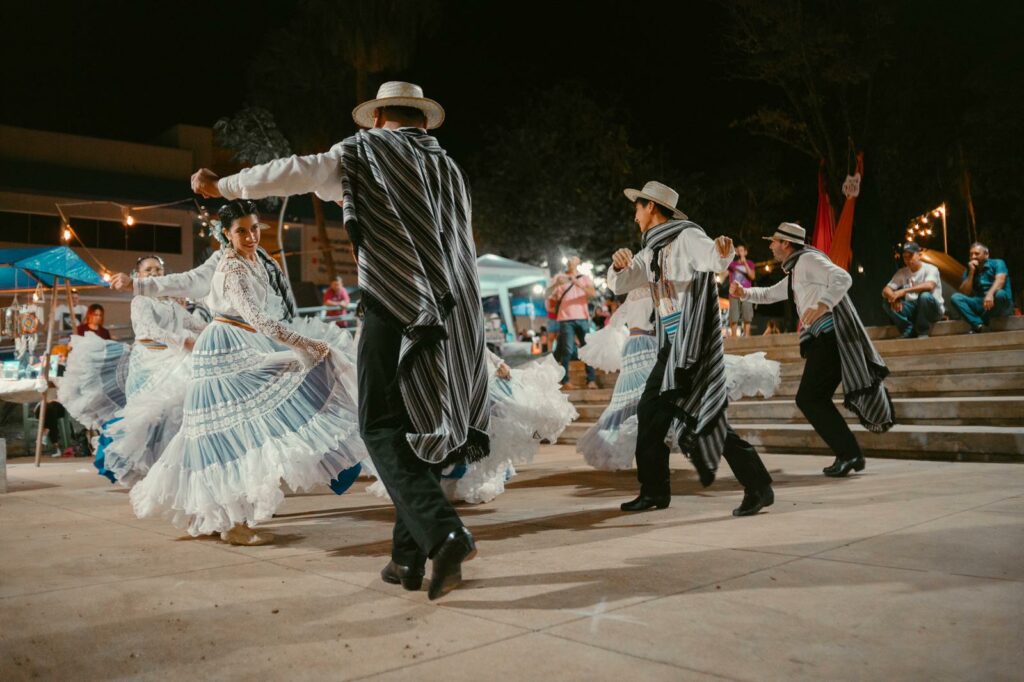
[635,346,772,497]
[358,303,463,567]
[795,332,863,461]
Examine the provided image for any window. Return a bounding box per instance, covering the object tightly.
[0,211,183,254]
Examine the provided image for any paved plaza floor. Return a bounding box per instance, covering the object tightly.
[1,446,1022,681]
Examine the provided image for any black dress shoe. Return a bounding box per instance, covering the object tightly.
[620,494,671,512]
[732,485,774,517]
[428,528,477,601]
[823,455,866,477]
[381,560,425,591]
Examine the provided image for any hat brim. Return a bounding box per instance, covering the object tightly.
[763,233,806,246]
[352,96,445,130]
[623,188,687,220]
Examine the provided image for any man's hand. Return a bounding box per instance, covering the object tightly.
[612,248,633,271]
[191,169,222,198]
[890,299,903,313]
[109,272,133,292]
[984,294,995,311]
[496,363,511,380]
[729,281,747,300]
[800,302,829,327]
[715,236,733,258]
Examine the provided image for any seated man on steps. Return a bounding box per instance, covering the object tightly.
[950,242,1013,334]
[881,243,944,339]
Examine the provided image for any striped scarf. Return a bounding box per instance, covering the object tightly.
[783,248,895,433]
[340,128,490,465]
[642,220,729,486]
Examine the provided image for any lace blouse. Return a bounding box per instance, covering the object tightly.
[131,296,207,350]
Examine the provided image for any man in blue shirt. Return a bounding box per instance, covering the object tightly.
[950,242,1014,333]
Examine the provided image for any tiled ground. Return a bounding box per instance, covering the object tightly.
[1,447,1022,681]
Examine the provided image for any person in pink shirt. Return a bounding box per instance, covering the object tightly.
[323,276,352,327]
[545,256,599,389]
[727,243,756,337]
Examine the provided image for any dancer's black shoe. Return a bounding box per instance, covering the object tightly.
[428,528,476,601]
[732,485,774,517]
[620,494,671,512]
[823,455,866,477]
[381,560,425,591]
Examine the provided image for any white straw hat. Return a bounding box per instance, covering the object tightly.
[763,222,807,246]
[352,81,445,130]
[623,181,688,219]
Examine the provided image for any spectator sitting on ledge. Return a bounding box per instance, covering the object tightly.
[881,242,944,339]
[950,242,1013,334]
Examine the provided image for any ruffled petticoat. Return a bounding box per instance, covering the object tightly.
[366,355,577,505]
[96,344,192,487]
[578,342,781,471]
[129,320,367,536]
[59,332,131,429]
[577,334,659,471]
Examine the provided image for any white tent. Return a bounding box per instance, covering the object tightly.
[476,254,549,340]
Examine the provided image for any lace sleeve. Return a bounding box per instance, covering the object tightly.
[221,258,327,367]
[131,297,187,350]
[177,301,208,339]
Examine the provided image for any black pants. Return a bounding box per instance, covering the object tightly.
[358,303,463,568]
[795,332,863,461]
[634,346,772,497]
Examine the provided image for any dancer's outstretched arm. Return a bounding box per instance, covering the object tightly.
[191,147,345,203]
[738,277,789,305]
[125,250,221,300]
[607,249,649,294]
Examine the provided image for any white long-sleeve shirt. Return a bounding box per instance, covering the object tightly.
[217,145,347,202]
[743,249,852,313]
[606,227,734,319]
[130,297,206,350]
[135,250,221,302]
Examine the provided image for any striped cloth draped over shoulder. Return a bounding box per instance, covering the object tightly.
[642,220,729,486]
[339,127,490,465]
[783,248,896,433]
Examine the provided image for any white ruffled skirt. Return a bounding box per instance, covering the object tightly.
[578,340,781,471]
[129,320,366,535]
[96,344,192,488]
[366,355,577,505]
[59,332,131,429]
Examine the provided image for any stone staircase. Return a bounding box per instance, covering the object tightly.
[560,317,1024,463]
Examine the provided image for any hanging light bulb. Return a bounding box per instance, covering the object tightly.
[907,235,914,242]
[922,216,929,224]
[932,209,941,218]
[125,214,135,226]
[101,272,112,283]
[62,226,72,242]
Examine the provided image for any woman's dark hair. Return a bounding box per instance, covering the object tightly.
[218,200,260,229]
[87,303,104,314]
[134,255,165,273]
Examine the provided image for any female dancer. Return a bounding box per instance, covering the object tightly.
[578,289,780,471]
[60,330,131,431]
[94,256,207,487]
[130,201,366,545]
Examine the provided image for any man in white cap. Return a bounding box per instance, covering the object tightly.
[189,81,487,600]
[609,181,775,516]
[731,223,894,477]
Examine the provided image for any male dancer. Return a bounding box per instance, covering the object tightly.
[609,181,775,516]
[189,82,488,600]
[731,223,895,477]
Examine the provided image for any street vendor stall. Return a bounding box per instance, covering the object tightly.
[0,246,107,466]
[476,254,549,342]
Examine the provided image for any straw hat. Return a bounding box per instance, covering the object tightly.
[763,222,807,246]
[623,181,688,219]
[352,81,445,130]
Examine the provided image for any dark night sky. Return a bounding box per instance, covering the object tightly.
[3,1,776,173]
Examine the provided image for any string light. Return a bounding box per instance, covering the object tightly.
[125,214,135,226]
[62,226,72,242]
[101,272,112,283]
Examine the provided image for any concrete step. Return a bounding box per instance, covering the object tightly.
[558,420,597,445]
[725,320,1024,357]
[735,423,1024,463]
[776,349,1024,379]
[564,388,613,403]
[772,372,1024,399]
[729,396,1024,427]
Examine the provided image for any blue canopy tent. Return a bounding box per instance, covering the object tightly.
[476,254,549,341]
[0,247,107,465]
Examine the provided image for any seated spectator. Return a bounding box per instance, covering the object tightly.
[75,304,111,340]
[54,291,88,331]
[323,276,351,327]
[950,242,1013,333]
[881,243,944,338]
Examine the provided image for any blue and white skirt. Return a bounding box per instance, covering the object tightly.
[577,334,659,471]
[130,319,366,535]
[59,332,131,430]
[96,342,191,488]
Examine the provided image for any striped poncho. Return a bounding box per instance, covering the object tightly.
[644,220,730,486]
[339,127,490,465]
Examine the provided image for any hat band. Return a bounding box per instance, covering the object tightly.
[776,227,805,242]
